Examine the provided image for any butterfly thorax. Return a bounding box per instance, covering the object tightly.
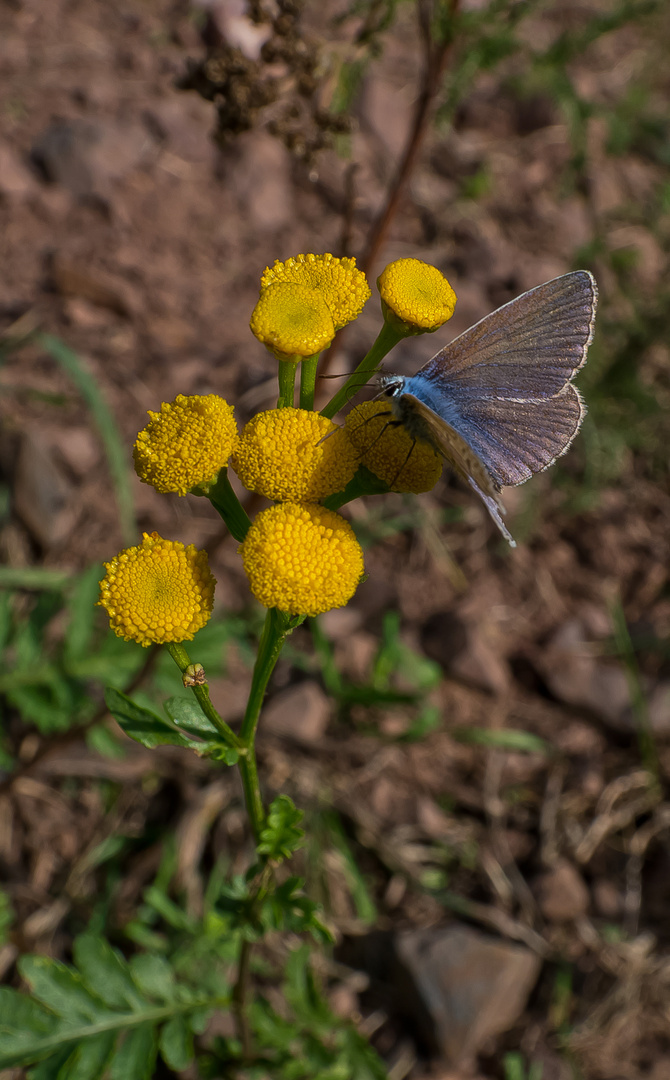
[378,375,433,448]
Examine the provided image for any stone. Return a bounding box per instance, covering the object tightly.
[539,619,670,735]
[422,610,510,696]
[262,680,331,744]
[32,119,152,198]
[13,431,75,548]
[395,925,541,1066]
[533,859,589,923]
[0,142,39,199]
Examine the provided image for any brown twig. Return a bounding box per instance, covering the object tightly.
[319,0,461,388]
[359,0,460,278]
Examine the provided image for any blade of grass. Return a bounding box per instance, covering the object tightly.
[610,595,659,782]
[452,727,551,755]
[37,333,136,544]
[0,567,73,590]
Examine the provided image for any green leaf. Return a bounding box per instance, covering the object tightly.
[257,795,305,863]
[0,936,227,1074]
[28,1046,75,1080]
[72,935,145,1012]
[159,1014,194,1071]
[18,956,109,1023]
[105,688,192,749]
[164,696,220,738]
[58,1031,116,1080]
[108,1024,157,1080]
[128,954,176,1004]
[0,986,54,1036]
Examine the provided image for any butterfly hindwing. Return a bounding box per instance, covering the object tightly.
[394,392,516,546]
[452,383,586,488]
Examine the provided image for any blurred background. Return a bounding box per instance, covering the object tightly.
[1,0,670,1076]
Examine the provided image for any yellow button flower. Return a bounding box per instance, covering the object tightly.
[134,395,239,496]
[260,253,371,330]
[98,533,216,647]
[345,401,442,494]
[232,408,359,503]
[239,503,364,617]
[250,282,335,360]
[377,258,456,334]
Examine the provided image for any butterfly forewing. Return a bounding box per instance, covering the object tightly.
[418,271,597,401]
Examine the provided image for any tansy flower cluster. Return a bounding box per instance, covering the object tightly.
[233,408,363,615]
[378,258,457,334]
[98,533,215,647]
[250,253,371,360]
[99,253,457,644]
[134,394,238,496]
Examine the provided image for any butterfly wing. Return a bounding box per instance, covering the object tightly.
[395,392,516,546]
[453,383,586,488]
[417,271,597,400]
[392,271,597,544]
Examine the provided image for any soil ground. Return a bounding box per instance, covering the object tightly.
[1,1,670,1077]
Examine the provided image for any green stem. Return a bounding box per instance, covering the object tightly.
[323,465,391,511]
[320,320,403,420]
[277,361,298,408]
[206,469,252,542]
[299,355,319,411]
[235,608,292,843]
[232,938,253,1060]
[241,608,289,745]
[238,746,264,845]
[166,643,242,750]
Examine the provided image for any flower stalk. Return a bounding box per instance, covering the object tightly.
[320,319,402,419]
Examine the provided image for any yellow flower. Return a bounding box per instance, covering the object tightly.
[377,258,456,334]
[98,533,215,647]
[232,408,358,503]
[250,282,335,360]
[260,253,371,330]
[239,503,364,617]
[134,395,238,496]
[345,401,442,494]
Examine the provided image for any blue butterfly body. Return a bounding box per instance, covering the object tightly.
[380,270,598,546]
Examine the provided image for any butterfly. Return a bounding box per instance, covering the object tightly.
[379,270,598,547]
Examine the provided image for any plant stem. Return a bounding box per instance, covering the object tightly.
[240,608,289,745]
[236,608,292,843]
[359,0,461,277]
[166,642,242,750]
[206,470,252,542]
[299,355,319,411]
[320,320,403,420]
[277,361,298,408]
[232,937,253,1061]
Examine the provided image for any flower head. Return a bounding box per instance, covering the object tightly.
[377,259,456,335]
[98,532,215,647]
[240,503,364,617]
[134,395,238,496]
[250,282,335,361]
[260,253,371,331]
[232,408,358,503]
[345,401,442,494]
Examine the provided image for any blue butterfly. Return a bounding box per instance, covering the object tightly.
[379,270,598,547]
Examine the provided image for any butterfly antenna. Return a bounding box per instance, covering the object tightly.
[388,439,417,489]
